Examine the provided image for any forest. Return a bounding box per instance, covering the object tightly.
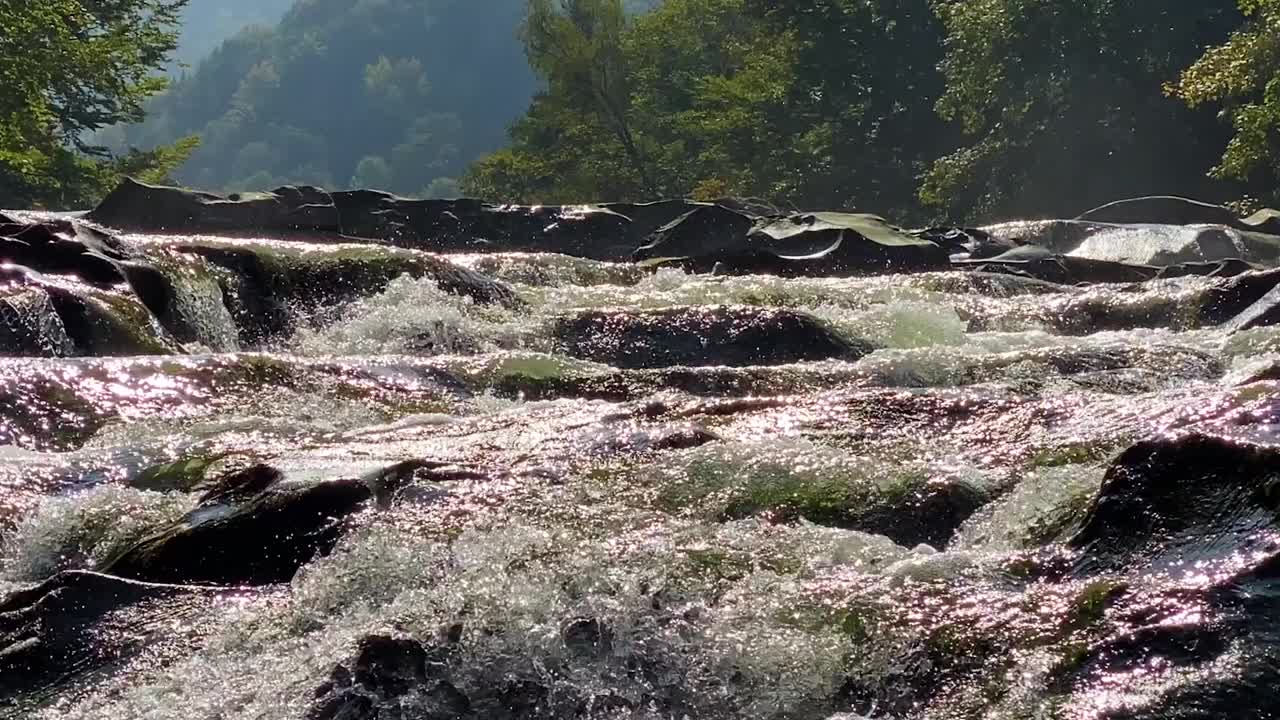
[5,0,1280,223]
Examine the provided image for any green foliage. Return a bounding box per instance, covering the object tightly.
[1172,0,1280,196]
[0,0,195,208]
[350,156,394,190]
[922,0,1242,221]
[466,0,955,219]
[123,0,535,196]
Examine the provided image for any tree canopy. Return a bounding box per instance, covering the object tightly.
[118,0,536,197]
[0,0,196,208]
[1171,0,1280,203]
[466,0,1262,222]
[10,0,1280,218]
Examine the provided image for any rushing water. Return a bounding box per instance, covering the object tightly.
[2,224,1280,720]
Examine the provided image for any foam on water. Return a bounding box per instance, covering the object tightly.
[1,485,194,583]
[50,515,927,720]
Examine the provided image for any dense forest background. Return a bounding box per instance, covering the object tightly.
[7,0,1280,223]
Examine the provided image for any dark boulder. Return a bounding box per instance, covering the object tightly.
[1197,268,1280,327]
[0,571,221,703]
[306,635,468,720]
[1064,223,1252,266]
[194,464,284,507]
[551,306,876,369]
[1076,196,1244,227]
[980,219,1114,253]
[636,210,950,277]
[913,226,1017,260]
[957,245,1160,284]
[174,240,519,345]
[1241,207,1280,235]
[633,204,756,262]
[604,199,706,243]
[736,213,950,276]
[1155,258,1257,279]
[0,267,179,357]
[332,191,636,260]
[1071,433,1280,575]
[1076,195,1280,244]
[1225,282,1280,332]
[88,178,343,234]
[0,218,128,286]
[103,478,372,585]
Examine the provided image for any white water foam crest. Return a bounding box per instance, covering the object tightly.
[52,517,923,720]
[1,485,194,583]
[293,276,524,357]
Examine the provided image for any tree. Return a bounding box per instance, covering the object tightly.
[0,0,197,208]
[350,156,394,190]
[122,0,533,197]
[524,0,658,196]
[921,0,1241,221]
[1171,0,1280,201]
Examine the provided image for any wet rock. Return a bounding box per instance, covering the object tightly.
[830,477,989,549]
[1078,196,1237,226]
[88,178,342,234]
[1224,282,1280,332]
[306,635,468,720]
[915,226,1018,260]
[104,478,372,585]
[0,218,129,286]
[333,192,637,260]
[958,245,1160,284]
[1071,433,1280,575]
[0,282,74,356]
[552,306,876,369]
[633,204,757,262]
[0,571,220,703]
[0,267,180,357]
[194,464,284,507]
[176,240,519,345]
[1197,268,1280,327]
[1077,195,1270,232]
[1064,223,1250,266]
[636,209,950,277]
[603,199,707,242]
[981,219,1115,253]
[1155,258,1257,279]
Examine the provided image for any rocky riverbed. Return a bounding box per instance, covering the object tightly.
[0,181,1278,719]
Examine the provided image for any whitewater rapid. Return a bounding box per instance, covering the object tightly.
[2,243,1279,719]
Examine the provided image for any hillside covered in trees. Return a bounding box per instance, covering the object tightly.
[120,0,537,197]
[8,0,1280,221]
[171,0,294,69]
[465,0,1268,223]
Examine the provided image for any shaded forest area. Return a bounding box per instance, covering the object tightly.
[6,0,1280,223]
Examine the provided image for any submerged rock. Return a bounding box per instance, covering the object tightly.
[1223,280,1280,332]
[551,306,876,369]
[0,268,179,357]
[1071,432,1280,575]
[1197,268,1280,327]
[104,477,372,585]
[175,239,519,345]
[306,635,468,720]
[0,571,222,703]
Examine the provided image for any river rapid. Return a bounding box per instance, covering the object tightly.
[1,200,1280,720]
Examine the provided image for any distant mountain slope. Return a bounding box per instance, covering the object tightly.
[128,0,535,196]
[173,0,295,68]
